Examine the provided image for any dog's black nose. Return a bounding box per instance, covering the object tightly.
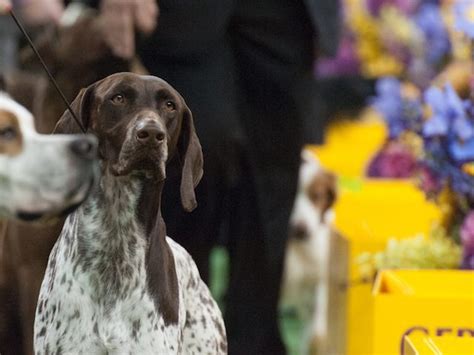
[290,222,308,240]
[136,121,166,145]
[69,136,97,160]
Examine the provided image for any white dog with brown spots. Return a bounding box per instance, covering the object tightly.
[0,91,98,221]
[281,150,345,355]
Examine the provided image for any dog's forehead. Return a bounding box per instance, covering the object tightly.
[0,93,35,133]
[97,73,177,95]
[299,150,322,188]
[0,109,18,127]
[307,170,332,192]
[0,107,23,156]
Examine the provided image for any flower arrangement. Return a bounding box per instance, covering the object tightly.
[342,0,452,82]
[361,2,474,272]
[357,228,462,280]
[367,80,474,270]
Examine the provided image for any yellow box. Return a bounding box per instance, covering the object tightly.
[330,179,441,355]
[403,334,474,355]
[372,270,474,355]
[307,111,386,178]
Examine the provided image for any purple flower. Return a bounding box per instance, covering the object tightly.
[367,141,418,178]
[461,222,474,269]
[461,211,474,255]
[418,164,442,195]
[454,1,474,39]
[366,0,419,16]
[461,253,474,270]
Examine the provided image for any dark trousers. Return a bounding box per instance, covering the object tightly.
[139,0,316,353]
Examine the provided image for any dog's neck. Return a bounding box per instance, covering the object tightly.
[66,169,179,324]
[76,171,164,242]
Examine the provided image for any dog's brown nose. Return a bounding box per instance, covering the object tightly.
[136,121,165,145]
[69,136,97,160]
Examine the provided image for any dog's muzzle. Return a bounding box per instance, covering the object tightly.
[289,221,309,241]
[69,135,98,161]
[135,120,166,147]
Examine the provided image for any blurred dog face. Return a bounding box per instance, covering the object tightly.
[289,150,336,241]
[0,93,98,221]
[281,150,337,314]
[21,13,129,74]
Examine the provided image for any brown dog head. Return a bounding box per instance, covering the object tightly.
[18,13,131,134]
[54,73,203,212]
[21,13,129,76]
[289,150,337,241]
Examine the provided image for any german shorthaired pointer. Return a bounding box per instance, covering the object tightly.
[34,73,227,354]
[0,90,97,221]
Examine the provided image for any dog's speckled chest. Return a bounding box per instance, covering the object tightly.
[34,176,184,354]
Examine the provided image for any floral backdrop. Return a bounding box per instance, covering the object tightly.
[334,0,474,275]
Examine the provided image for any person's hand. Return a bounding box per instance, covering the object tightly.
[0,0,12,14]
[17,0,64,26]
[134,0,158,34]
[100,0,158,59]
[100,0,135,59]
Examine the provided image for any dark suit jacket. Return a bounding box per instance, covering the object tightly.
[75,0,340,57]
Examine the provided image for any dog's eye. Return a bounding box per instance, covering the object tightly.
[165,101,176,111]
[111,94,125,105]
[309,191,322,202]
[0,127,16,140]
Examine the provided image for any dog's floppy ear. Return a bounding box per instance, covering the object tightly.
[0,74,5,91]
[53,83,96,134]
[178,104,203,212]
[321,171,337,215]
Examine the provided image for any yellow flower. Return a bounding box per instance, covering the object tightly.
[346,2,412,78]
[399,132,424,158]
[379,6,420,47]
[462,162,474,176]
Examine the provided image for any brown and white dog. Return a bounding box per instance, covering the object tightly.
[281,150,345,355]
[0,10,136,355]
[34,73,226,354]
[0,90,97,221]
[0,89,98,354]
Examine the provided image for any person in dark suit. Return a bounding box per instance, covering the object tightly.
[73,1,340,353]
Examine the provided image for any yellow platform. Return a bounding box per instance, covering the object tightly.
[332,179,442,355]
[403,334,474,355]
[372,270,474,355]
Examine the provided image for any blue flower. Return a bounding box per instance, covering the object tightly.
[371,77,423,138]
[445,85,473,141]
[415,4,451,65]
[423,84,473,141]
[454,1,474,39]
[371,78,403,137]
[423,86,449,137]
[449,137,474,164]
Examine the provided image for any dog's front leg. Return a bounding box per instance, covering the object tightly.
[310,276,330,355]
